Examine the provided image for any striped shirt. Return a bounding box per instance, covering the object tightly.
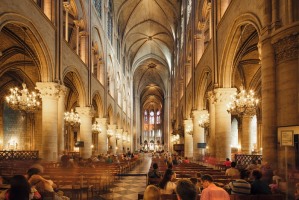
[228,179,251,194]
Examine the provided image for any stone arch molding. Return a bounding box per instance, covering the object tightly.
[196,66,212,109]
[0,13,53,82]
[62,66,87,107]
[220,13,262,87]
[92,91,104,118]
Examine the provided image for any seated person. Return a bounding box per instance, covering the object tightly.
[224,158,232,167]
[148,163,161,178]
[176,179,197,200]
[0,175,35,200]
[250,169,271,194]
[143,185,160,200]
[225,169,251,194]
[27,168,69,200]
[190,177,201,194]
[183,157,190,164]
[158,169,177,194]
[225,162,240,179]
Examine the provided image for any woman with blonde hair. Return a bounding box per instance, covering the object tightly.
[143,185,160,200]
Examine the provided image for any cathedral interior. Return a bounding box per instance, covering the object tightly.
[0,0,299,188]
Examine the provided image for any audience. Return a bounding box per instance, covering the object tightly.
[158,169,177,194]
[225,169,251,194]
[200,174,230,200]
[143,185,160,200]
[225,161,240,179]
[250,169,271,194]
[189,177,201,194]
[148,163,161,178]
[224,158,231,167]
[176,179,197,200]
[0,175,31,200]
[183,157,190,164]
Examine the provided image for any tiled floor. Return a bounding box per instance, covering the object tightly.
[96,153,151,200]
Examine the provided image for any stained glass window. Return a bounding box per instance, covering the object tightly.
[107,0,113,44]
[93,0,102,19]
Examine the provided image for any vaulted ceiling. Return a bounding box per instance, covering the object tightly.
[115,0,181,111]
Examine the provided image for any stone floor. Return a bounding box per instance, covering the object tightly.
[95,153,151,200]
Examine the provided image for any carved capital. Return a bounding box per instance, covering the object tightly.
[207,91,216,104]
[273,33,299,63]
[79,31,89,37]
[36,82,61,100]
[73,19,84,29]
[63,2,71,11]
[192,110,208,120]
[214,88,237,104]
[58,85,68,98]
[76,106,93,117]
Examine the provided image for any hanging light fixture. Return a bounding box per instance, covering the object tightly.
[91,121,101,133]
[107,129,114,138]
[64,109,81,127]
[115,133,121,140]
[227,86,259,116]
[185,124,193,136]
[198,112,210,128]
[6,27,41,113]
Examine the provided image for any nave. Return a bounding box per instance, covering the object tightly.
[97,154,151,200]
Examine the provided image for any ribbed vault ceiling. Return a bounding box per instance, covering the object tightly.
[115,0,180,110]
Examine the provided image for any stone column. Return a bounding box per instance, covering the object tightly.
[241,114,254,154]
[116,129,123,154]
[194,32,204,64]
[183,119,193,158]
[207,91,216,157]
[36,82,60,161]
[107,124,117,154]
[57,85,67,156]
[260,38,277,166]
[63,2,71,42]
[122,131,128,153]
[207,2,212,40]
[73,20,82,55]
[44,0,52,20]
[273,33,299,168]
[97,118,107,154]
[79,31,88,63]
[214,88,236,160]
[76,107,93,158]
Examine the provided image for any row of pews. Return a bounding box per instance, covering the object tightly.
[0,157,141,199]
[145,158,284,200]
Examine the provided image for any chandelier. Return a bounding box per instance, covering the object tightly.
[115,133,121,140]
[6,83,41,113]
[64,109,81,127]
[92,121,101,133]
[107,129,114,138]
[122,135,127,142]
[198,112,209,128]
[185,124,193,136]
[171,134,180,143]
[227,87,259,116]
[5,28,41,113]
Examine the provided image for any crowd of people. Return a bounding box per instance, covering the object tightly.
[59,151,138,168]
[0,164,69,200]
[145,153,296,200]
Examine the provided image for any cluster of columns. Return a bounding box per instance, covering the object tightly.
[181,87,261,161]
[35,82,131,161]
[180,88,263,161]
